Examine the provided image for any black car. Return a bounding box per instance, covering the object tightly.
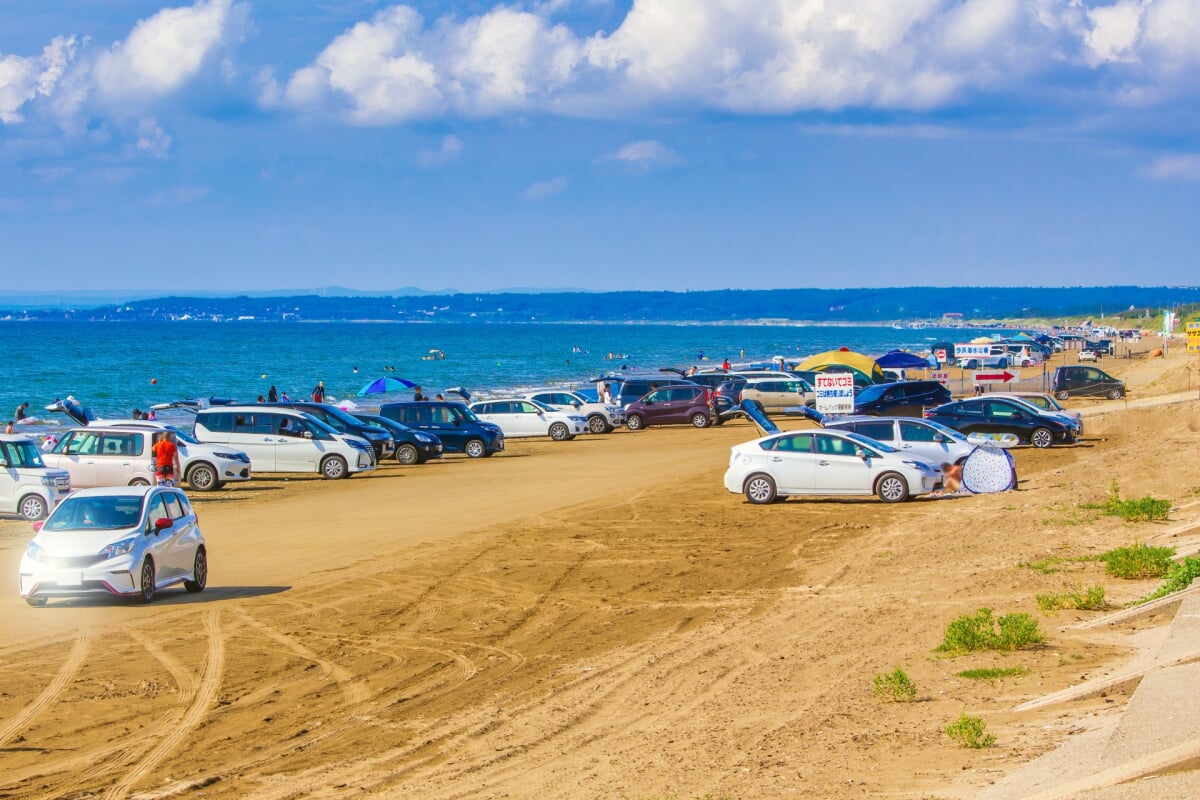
[266,402,395,462]
[924,396,1076,448]
[353,413,443,465]
[1052,366,1125,400]
[853,380,951,417]
[377,401,505,458]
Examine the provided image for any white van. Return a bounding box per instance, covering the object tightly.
[0,434,72,520]
[193,406,375,479]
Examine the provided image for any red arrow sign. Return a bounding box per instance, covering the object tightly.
[973,370,1016,382]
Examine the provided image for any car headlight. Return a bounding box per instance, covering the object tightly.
[903,460,935,472]
[40,476,55,486]
[26,540,46,562]
[99,538,137,560]
[415,434,435,443]
[214,451,249,462]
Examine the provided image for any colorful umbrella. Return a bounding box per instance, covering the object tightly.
[356,377,417,396]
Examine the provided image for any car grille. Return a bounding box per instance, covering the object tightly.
[45,555,107,569]
[54,477,72,491]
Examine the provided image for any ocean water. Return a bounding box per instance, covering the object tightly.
[0,321,983,428]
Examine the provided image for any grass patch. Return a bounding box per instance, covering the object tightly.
[1133,557,1200,606]
[936,608,1044,655]
[1037,584,1106,612]
[956,666,1030,681]
[1100,544,1175,579]
[945,714,995,749]
[873,667,917,702]
[1096,481,1171,522]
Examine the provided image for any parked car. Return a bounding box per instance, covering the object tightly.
[1077,349,1099,362]
[268,402,395,463]
[523,389,624,434]
[853,380,951,417]
[822,416,976,466]
[723,429,942,504]
[994,392,1083,435]
[352,413,443,465]
[378,401,505,458]
[193,406,375,479]
[43,424,253,491]
[924,397,1077,448]
[18,485,207,606]
[625,385,715,430]
[601,376,700,410]
[1052,366,1126,400]
[0,434,71,520]
[469,398,588,441]
[739,376,816,413]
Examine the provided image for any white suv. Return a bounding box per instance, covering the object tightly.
[523,389,625,434]
[469,398,589,441]
[43,425,252,491]
[0,434,72,520]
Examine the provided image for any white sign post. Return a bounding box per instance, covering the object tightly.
[815,373,856,415]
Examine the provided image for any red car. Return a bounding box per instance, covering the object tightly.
[625,386,715,430]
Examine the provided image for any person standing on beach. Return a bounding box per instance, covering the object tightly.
[413,385,426,402]
[13,402,28,423]
[151,431,182,487]
[721,358,731,371]
[312,381,325,403]
[268,385,278,403]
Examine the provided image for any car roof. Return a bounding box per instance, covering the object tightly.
[0,433,42,443]
[823,416,898,426]
[67,485,159,499]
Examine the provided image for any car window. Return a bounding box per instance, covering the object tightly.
[782,381,804,393]
[100,432,143,456]
[1019,395,1050,410]
[854,421,894,441]
[643,390,667,403]
[768,433,814,452]
[474,402,496,414]
[62,431,101,456]
[431,406,456,424]
[881,389,900,402]
[899,421,939,442]
[1085,369,1103,380]
[163,492,185,519]
[146,495,170,526]
[984,401,1020,418]
[518,402,541,413]
[815,434,859,457]
[953,401,984,417]
[233,414,275,434]
[174,492,194,517]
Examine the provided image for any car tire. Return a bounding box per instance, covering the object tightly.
[1106,388,1123,400]
[129,477,151,487]
[138,558,156,603]
[549,422,571,441]
[1030,427,1054,449]
[320,455,348,479]
[626,415,645,431]
[464,438,487,458]
[396,443,419,465]
[744,474,778,504]
[1056,390,1070,400]
[587,415,610,434]
[690,412,710,428]
[876,472,909,503]
[18,494,48,521]
[184,548,207,593]
[25,596,47,607]
[186,461,219,492]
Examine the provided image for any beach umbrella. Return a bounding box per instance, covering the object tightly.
[875,350,931,369]
[794,350,886,386]
[356,377,417,396]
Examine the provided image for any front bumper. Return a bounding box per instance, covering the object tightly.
[19,552,140,600]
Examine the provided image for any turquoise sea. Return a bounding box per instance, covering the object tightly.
[0,321,985,427]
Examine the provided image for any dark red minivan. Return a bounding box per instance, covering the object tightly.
[625,386,714,430]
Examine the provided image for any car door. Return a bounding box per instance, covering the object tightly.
[45,430,101,488]
[274,414,318,472]
[813,433,871,492]
[981,400,1029,437]
[96,431,150,486]
[159,490,199,578]
[229,413,277,472]
[897,420,954,464]
[514,401,551,436]
[764,433,817,492]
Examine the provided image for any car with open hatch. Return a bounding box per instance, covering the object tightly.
[723,428,942,504]
[18,485,207,606]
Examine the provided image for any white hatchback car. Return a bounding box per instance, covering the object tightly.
[523,390,625,434]
[469,398,589,441]
[0,434,72,520]
[19,485,207,606]
[724,429,942,504]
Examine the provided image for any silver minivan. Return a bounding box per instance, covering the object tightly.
[193,406,375,479]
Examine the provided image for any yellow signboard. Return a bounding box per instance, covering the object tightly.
[1188,321,1200,354]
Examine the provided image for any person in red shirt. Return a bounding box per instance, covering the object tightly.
[152,431,182,487]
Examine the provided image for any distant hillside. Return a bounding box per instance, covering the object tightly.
[2,286,1197,323]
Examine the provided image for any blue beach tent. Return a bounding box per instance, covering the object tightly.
[874,350,931,370]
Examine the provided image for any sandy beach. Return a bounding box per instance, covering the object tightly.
[1,342,1198,799]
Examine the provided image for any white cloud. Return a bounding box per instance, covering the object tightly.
[520,176,567,200]
[1141,153,1200,180]
[416,134,464,167]
[0,36,77,123]
[135,117,172,158]
[600,139,681,169]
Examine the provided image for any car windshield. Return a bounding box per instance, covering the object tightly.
[844,431,898,454]
[165,425,200,444]
[529,399,557,412]
[920,420,968,441]
[298,412,339,438]
[457,407,482,423]
[854,385,887,403]
[44,495,144,531]
[1,440,46,468]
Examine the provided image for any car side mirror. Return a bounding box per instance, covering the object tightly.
[933,434,945,442]
[857,448,869,460]
[303,431,313,438]
[154,517,172,532]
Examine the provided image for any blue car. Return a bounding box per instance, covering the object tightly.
[377,401,505,458]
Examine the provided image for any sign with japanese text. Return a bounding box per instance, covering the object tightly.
[815,373,855,415]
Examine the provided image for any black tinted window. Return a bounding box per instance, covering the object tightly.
[853,421,894,441]
[201,413,232,433]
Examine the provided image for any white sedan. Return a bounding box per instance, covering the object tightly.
[723,429,942,504]
[523,389,625,434]
[18,485,208,606]
[468,398,589,441]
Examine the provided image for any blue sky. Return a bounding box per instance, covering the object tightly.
[2,0,1198,294]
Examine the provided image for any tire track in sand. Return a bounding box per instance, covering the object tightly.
[0,628,89,748]
[104,608,225,800]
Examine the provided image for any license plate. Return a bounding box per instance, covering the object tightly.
[57,572,82,587]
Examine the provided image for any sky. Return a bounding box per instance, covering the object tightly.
[1,0,1199,295]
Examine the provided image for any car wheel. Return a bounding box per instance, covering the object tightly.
[1055,390,1070,400]
[587,415,610,434]
[129,477,151,487]
[186,461,219,491]
[876,473,909,503]
[25,596,47,607]
[396,443,419,465]
[18,494,48,521]
[138,558,156,603]
[320,455,348,479]
[549,422,571,441]
[690,412,710,428]
[184,548,207,593]
[1030,427,1054,449]
[626,415,645,431]
[1022,359,1031,367]
[1106,388,1123,400]
[744,474,778,504]
[464,438,487,458]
